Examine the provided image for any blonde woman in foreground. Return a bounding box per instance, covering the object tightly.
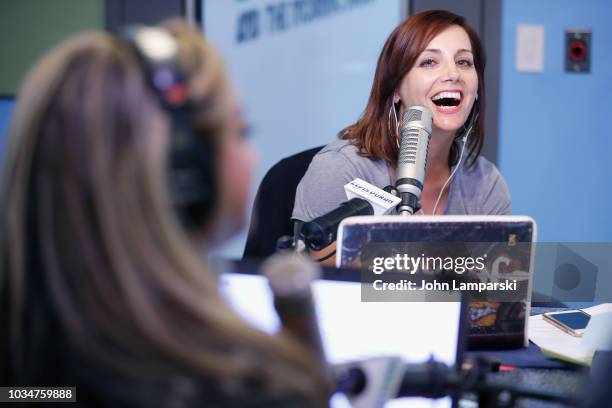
[0,20,329,407]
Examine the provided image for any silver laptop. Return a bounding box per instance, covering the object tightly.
[219,267,467,407]
[336,215,537,349]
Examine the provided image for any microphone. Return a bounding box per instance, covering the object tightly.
[300,180,400,251]
[335,357,406,408]
[337,357,577,405]
[262,253,334,388]
[301,198,372,251]
[396,106,433,215]
[336,358,453,403]
[344,178,401,215]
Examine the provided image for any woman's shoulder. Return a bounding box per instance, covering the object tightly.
[461,155,503,183]
[457,155,511,215]
[307,139,389,182]
[292,138,390,221]
[315,139,388,167]
[317,138,361,159]
[466,154,497,171]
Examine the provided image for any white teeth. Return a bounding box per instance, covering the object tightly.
[432,91,461,101]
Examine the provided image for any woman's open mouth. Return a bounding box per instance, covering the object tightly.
[431,91,462,113]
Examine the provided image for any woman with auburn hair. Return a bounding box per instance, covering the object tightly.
[292,10,511,262]
[0,20,329,406]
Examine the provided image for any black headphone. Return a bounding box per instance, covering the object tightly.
[117,26,217,229]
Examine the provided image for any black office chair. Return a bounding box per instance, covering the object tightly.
[243,145,324,259]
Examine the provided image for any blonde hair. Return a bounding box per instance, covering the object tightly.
[0,20,328,405]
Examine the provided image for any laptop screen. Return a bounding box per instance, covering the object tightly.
[219,271,464,407]
[336,215,536,350]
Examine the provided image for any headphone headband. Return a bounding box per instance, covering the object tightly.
[119,26,189,110]
[117,25,217,229]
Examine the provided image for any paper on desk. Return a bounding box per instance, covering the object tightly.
[582,312,612,351]
[528,303,612,366]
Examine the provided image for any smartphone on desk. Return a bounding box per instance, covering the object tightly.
[543,309,591,337]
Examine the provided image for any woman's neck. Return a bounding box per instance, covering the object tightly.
[418,128,455,215]
[425,128,454,180]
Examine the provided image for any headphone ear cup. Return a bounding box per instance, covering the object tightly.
[118,26,217,230]
[168,126,218,229]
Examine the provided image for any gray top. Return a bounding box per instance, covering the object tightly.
[292,139,511,221]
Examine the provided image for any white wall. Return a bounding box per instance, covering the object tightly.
[202,0,403,257]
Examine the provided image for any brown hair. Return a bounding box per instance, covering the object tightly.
[0,20,328,405]
[342,10,486,167]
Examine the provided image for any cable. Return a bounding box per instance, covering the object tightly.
[431,133,468,215]
[430,108,478,215]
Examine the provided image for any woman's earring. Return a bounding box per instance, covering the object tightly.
[393,105,399,135]
[388,101,400,148]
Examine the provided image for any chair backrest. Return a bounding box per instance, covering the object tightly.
[243,146,324,259]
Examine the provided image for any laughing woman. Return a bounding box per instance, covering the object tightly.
[292,10,511,261]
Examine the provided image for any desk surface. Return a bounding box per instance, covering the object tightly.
[485,368,584,408]
[465,307,587,408]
